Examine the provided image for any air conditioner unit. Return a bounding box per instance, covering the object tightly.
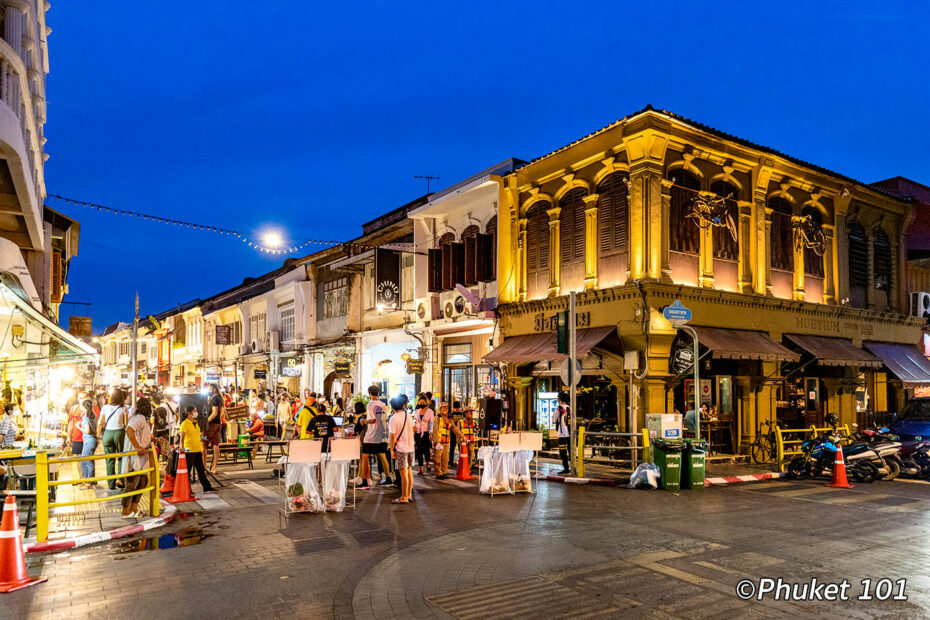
[251,339,260,354]
[911,291,930,318]
[266,330,280,352]
[444,295,468,319]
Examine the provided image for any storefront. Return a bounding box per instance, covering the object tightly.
[357,331,420,403]
[435,326,499,409]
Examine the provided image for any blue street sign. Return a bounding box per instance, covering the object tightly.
[663,299,692,324]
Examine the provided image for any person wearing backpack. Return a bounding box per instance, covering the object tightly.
[98,388,130,491]
[78,399,99,488]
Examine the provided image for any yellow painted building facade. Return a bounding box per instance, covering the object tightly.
[494,108,923,451]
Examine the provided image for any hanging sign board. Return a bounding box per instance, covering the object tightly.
[662,300,692,328]
[333,359,351,377]
[225,404,249,421]
[405,358,425,375]
[669,337,695,375]
[375,248,401,310]
[281,367,301,377]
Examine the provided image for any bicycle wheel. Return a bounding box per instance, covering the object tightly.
[751,440,765,464]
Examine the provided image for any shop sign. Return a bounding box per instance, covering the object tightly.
[281,366,301,377]
[226,405,249,421]
[333,359,351,377]
[662,300,692,326]
[205,373,220,382]
[405,358,425,375]
[534,311,590,332]
[375,248,401,309]
[669,340,694,375]
[215,325,232,345]
[254,369,267,379]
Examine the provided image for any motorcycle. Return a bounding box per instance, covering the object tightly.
[898,440,930,478]
[842,431,901,481]
[787,433,877,483]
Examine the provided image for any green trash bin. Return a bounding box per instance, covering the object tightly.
[682,441,707,490]
[652,439,685,491]
[237,433,250,459]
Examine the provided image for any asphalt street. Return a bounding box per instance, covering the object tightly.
[5,463,930,619]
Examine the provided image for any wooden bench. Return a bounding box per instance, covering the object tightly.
[216,443,254,469]
[262,440,288,463]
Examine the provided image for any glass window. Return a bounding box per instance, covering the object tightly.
[279,303,295,341]
[319,277,349,319]
[402,254,414,304]
[444,343,472,364]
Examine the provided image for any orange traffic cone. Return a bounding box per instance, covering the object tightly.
[160,472,175,494]
[165,452,199,503]
[825,444,854,488]
[455,442,473,481]
[0,496,47,593]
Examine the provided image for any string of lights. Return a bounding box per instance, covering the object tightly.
[45,194,413,254]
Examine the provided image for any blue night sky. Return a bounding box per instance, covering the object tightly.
[46,2,929,331]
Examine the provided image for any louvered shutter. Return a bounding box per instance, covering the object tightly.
[538,208,549,269]
[462,225,479,286]
[597,173,628,256]
[573,199,585,262]
[560,202,573,265]
[560,188,586,265]
[598,195,613,255]
[872,227,891,291]
[526,211,538,272]
[441,243,453,290]
[485,216,497,280]
[476,233,493,282]
[451,242,465,287]
[428,248,443,292]
[848,221,868,287]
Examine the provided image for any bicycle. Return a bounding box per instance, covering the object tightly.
[750,419,782,464]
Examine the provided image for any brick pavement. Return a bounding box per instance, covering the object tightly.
[4,462,930,618]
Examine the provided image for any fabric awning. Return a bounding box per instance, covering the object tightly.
[687,326,799,362]
[483,326,617,364]
[0,281,98,359]
[864,342,930,386]
[784,334,882,368]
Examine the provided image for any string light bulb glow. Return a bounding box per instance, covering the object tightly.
[263,231,283,248]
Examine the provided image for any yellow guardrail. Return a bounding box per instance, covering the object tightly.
[33,446,160,542]
[576,427,650,478]
[775,424,851,472]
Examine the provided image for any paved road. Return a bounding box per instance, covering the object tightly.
[6,465,930,619]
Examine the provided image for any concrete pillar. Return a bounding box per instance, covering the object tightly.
[583,194,599,289]
[763,202,774,295]
[4,4,24,57]
[628,162,664,281]
[738,202,753,293]
[699,224,714,287]
[737,377,754,453]
[660,179,673,282]
[510,376,533,431]
[835,213,850,304]
[547,206,561,297]
[873,371,888,414]
[517,216,528,301]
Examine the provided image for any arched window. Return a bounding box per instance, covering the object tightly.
[559,188,586,266]
[596,172,628,257]
[709,180,739,260]
[848,220,868,307]
[526,202,550,277]
[769,196,793,271]
[802,207,824,278]
[669,169,701,254]
[873,227,891,291]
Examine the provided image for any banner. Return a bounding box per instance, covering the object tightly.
[375,248,401,309]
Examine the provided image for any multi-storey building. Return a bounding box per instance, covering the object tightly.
[492,107,926,450]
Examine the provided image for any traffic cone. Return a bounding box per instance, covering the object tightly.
[0,496,47,593]
[160,472,175,494]
[165,452,199,503]
[455,442,473,481]
[825,444,854,488]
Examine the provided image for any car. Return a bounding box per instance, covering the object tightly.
[890,399,930,440]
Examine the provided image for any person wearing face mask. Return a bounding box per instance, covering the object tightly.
[179,406,213,493]
[413,394,434,476]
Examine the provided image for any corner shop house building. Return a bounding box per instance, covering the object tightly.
[493,107,927,451]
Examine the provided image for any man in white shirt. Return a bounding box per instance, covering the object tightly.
[555,391,572,474]
[388,395,415,503]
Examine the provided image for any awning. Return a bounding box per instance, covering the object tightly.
[483,326,617,364]
[0,281,98,359]
[864,342,930,386]
[687,326,799,362]
[783,334,882,368]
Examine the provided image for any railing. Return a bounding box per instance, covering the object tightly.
[775,424,851,472]
[33,447,160,542]
[575,426,651,478]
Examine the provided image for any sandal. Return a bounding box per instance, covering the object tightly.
[391,498,408,504]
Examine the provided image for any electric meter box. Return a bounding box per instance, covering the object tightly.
[646,413,683,440]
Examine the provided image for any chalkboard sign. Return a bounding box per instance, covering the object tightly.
[254,369,267,379]
[225,404,249,421]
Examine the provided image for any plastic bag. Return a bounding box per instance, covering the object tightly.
[511,450,533,492]
[479,447,496,494]
[285,461,324,513]
[321,458,350,512]
[480,449,513,494]
[628,463,661,489]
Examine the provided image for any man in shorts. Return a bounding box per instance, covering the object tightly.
[358,385,391,489]
[388,395,415,504]
[205,384,225,474]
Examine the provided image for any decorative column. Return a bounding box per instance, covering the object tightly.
[582,194,599,289]
[628,167,647,280]
[791,215,805,300]
[660,179,673,282]
[699,222,714,287]
[822,224,836,304]
[517,216,528,301]
[737,201,753,293]
[4,3,24,57]
[547,206,561,297]
[628,162,664,281]
[757,194,773,296]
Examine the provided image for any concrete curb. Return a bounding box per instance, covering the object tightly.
[705,472,785,486]
[538,474,622,486]
[25,503,177,554]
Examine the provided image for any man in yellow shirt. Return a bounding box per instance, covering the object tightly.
[290,393,318,440]
[179,406,213,493]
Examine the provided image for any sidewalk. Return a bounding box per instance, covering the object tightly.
[537,456,782,485]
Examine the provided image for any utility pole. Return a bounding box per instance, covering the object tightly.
[569,291,578,476]
[131,292,139,408]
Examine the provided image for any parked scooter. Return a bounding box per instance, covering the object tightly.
[787,433,877,483]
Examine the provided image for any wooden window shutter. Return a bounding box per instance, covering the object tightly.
[485,216,497,280]
[710,181,739,260]
[538,208,549,270]
[598,195,613,255]
[451,242,465,286]
[848,221,868,287]
[768,197,793,271]
[462,225,479,286]
[573,199,585,263]
[872,227,891,291]
[476,233,493,282]
[597,172,628,256]
[50,250,63,303]
[526,211,538,272]
[559,202,573,265]
[669,170,701,255]
[428,248,443,292]
[559,188,586,265]
[441,243,453,290]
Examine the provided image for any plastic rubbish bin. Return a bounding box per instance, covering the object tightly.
[238,433,250,459]
[652,439,686,491]
[682,440,708,490]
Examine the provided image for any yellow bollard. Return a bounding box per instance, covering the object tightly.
[36,451,49,542]
[641,429,651,464]
[576,425,585,478]
[149,446,160,517]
